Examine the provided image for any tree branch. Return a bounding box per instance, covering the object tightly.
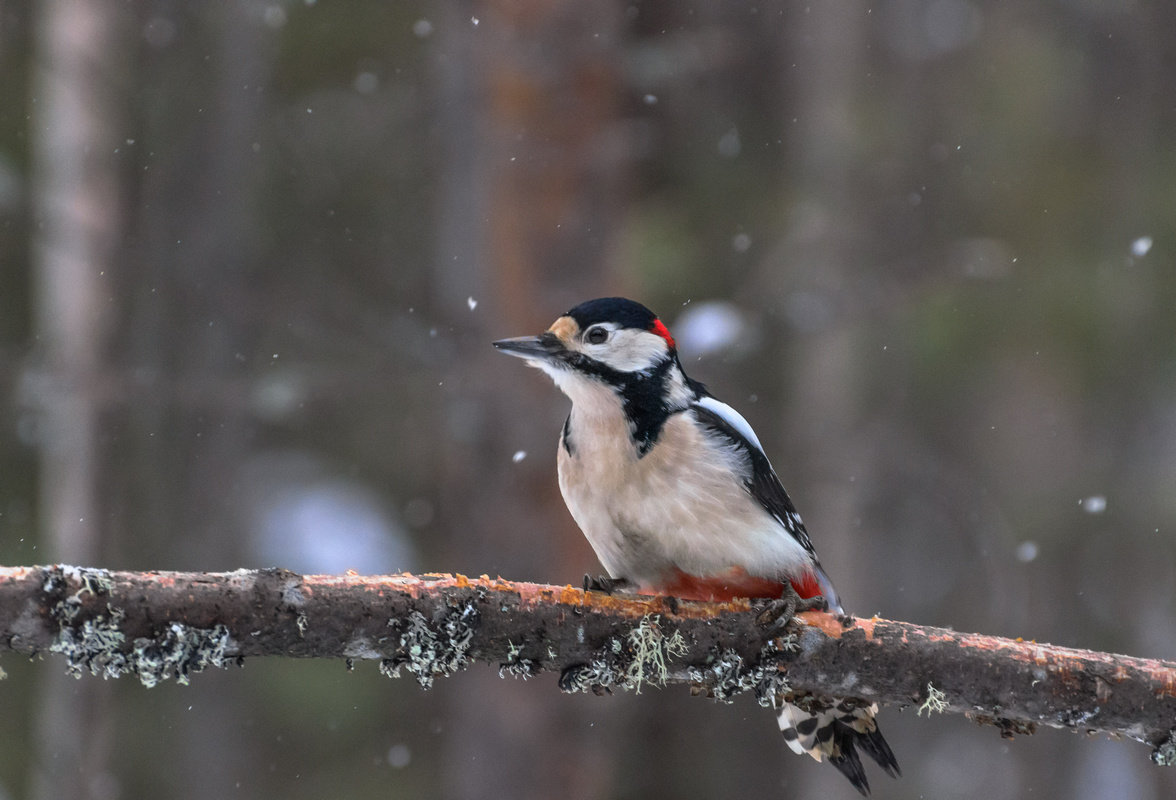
[2,565,1174,764]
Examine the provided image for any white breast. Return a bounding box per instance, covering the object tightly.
[557,404,810,586]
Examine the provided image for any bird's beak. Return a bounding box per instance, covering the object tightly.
[492,333,566,361]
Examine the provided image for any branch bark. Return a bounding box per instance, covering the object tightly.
[2,565,1174,764]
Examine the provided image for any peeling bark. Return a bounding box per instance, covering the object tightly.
[1,565,1174,763]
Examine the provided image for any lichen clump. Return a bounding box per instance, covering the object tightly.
[380,602,481,689]
[499,640,539,680]
[131,622,233,688]
[625,615,688,694]
[918,682,948,717]
[1151,729,1176,766]
[559,615,691,696]
[45,565,234,687]
[686,635,798,708]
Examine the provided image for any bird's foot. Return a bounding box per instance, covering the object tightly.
[755,582,828,628]
[583,574,633,594]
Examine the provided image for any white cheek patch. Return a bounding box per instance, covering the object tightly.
[590,329,669,372]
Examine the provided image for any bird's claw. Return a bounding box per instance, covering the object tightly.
[756,583,828,628]
[583,574,632,594]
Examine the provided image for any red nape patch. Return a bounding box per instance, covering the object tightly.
[649,568,785,602]
[649,318,676,349]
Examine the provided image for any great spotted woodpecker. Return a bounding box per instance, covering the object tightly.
[494,297,899,795]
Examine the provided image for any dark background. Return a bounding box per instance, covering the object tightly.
[1,2,1175,798]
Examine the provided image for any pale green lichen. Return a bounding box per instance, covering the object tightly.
[380,602,480,689]
[918,682,948,716]
[51,605,232,688]
[558,658,619,694]
[44,566,113,599]
[1151,729,1176,766]
[76,568,114,598]
[559,615,691,696]
[51,604,129,679]
[625,615,688,694]
[45,566,115,628]
[130,622,232,688]
[498,640,538,680]
[44,565,233,687]
[686,635,797,707]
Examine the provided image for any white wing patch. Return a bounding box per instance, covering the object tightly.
[695,395,764,453]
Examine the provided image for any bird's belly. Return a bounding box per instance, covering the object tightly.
[610,484,809,580]
[557,428,809,586]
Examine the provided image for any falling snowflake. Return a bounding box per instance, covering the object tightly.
[1080,495,1107,514]
[1015,541,1038,563]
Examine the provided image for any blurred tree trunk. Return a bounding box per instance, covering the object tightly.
[30,4,277,799]
[772,5,870,600]
[125,6,278,799]
[767,5,871,793]
[430,1,629,798]
[28,2,132,798]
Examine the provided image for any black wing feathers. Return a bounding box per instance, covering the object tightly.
[561,414,574,456]
[690,402,816,556]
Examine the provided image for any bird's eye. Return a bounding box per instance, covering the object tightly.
[586,326,609,345]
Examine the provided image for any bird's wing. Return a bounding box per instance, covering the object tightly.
[690,395,841,609]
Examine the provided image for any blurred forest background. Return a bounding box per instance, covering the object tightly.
[1,1,1175,799]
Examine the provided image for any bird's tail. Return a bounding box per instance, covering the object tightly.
[776,697,900,796]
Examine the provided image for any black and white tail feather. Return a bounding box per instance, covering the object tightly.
[775,690,900,796]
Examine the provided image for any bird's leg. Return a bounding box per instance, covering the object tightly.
[583,574,633,594]
[756,581,828,628]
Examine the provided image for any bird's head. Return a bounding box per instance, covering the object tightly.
[494,297,697,425]
[493,296,678,384]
